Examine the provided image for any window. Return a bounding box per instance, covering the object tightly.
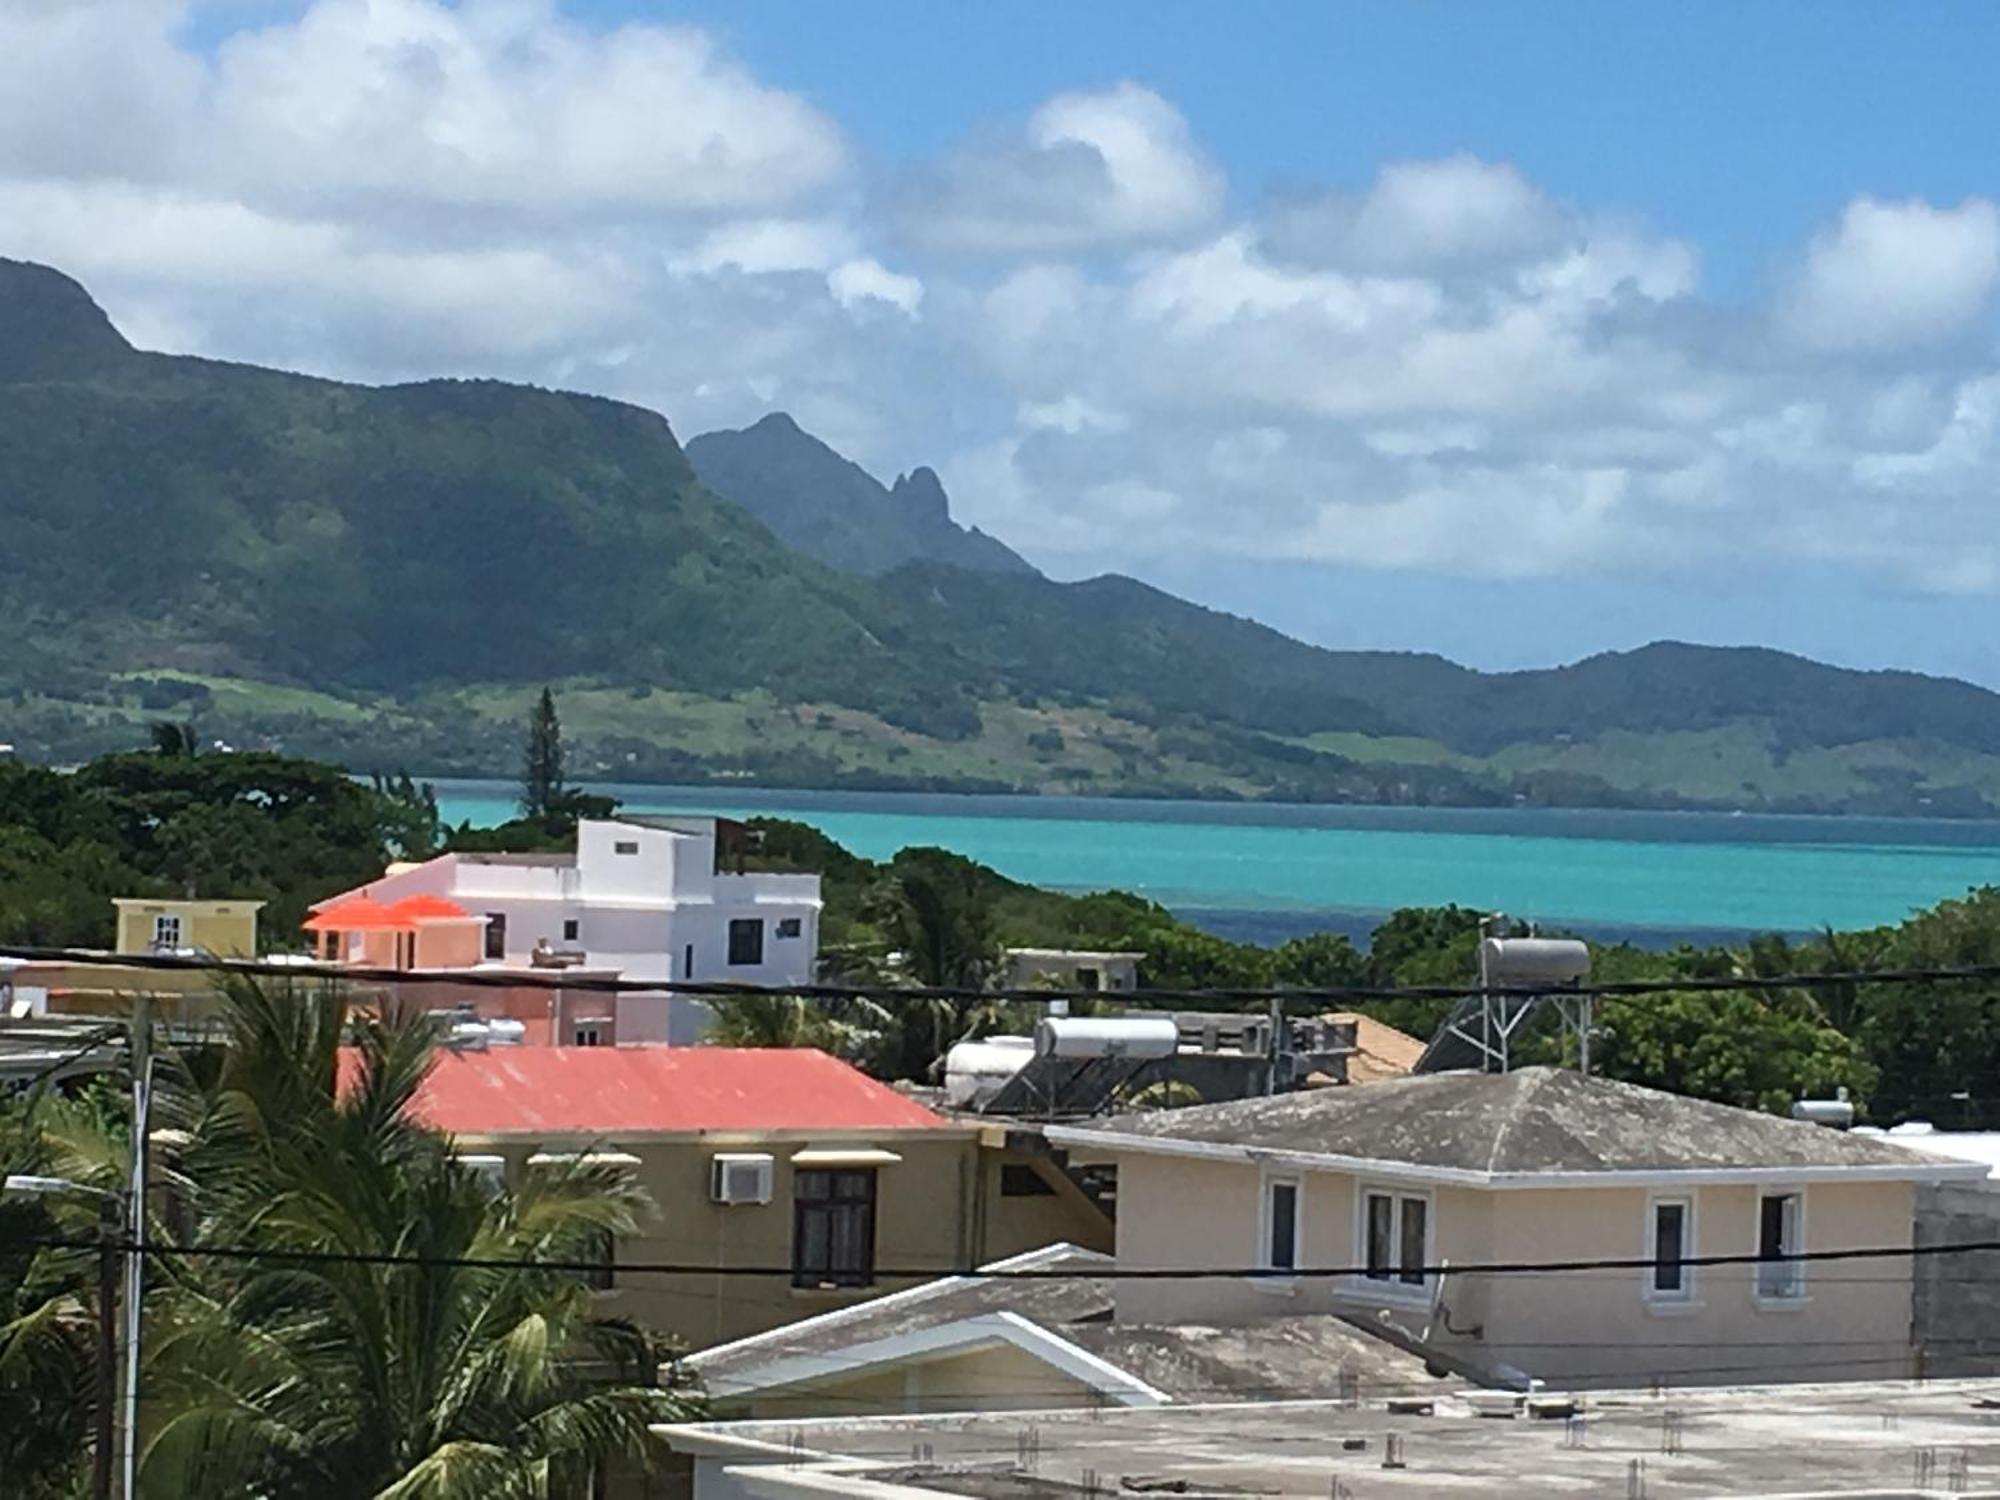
[562,918,579,943]
[776,917,803,939]
[1077,967,1102,992]
[1648,1196,1694,1300]
[1757,1191,1805,1301]
[1001,1163,1056,1196]
[484,913,507,961]
[1262,1175,1301,1273]
[1361,1190,1430,1289]
[613,840,639,855]
[151,914,182,950]
[793,1169,876,1288]
[683,943,694,979]
[728,918,765,967]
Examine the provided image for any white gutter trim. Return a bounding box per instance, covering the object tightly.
[1044,1126,1992,1189]
[654,1426,829,1461]
[684,1242,1104,1370]
[725,1464,964,1500]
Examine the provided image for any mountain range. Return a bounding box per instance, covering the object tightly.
[7,256,2000,816]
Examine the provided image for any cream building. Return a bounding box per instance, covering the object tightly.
[1045,1067,1984,1389]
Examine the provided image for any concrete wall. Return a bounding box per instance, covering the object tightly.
[1915,1179,2000,1377]
[1469,1180,1916,1387]
[1111,1151,1919,1388]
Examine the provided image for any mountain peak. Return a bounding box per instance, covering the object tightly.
[687,415,1039,579]
[889,466,950,523]
[0,259,133,382]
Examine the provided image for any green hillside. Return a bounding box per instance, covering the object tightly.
[8,256,2000,815]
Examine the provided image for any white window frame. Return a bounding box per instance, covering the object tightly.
[1352,1183,1435,1305]
[1257,1170,1303,1282]
[151,913,182,950]
[1643,1192,1698,1307]
[1754,1187,1809,1307]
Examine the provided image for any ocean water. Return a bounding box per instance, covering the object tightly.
[430,781,2000,944]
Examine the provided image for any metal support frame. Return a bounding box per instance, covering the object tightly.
[1433,986,1596,1075]
[1425,920,1598,1075]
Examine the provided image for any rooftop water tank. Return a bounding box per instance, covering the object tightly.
[1034,1016,1180,1061]
[1791,1096,1856,1130]
[943,1036,1036,1109]
[1479,937,1591,987]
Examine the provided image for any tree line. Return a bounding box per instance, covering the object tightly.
[4,718,1999,1122]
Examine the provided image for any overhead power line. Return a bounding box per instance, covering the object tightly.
[9,1229,2000,1283]
[7,941,2000,1009]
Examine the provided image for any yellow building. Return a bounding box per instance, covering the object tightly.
[25,897,265,1024]
[377,1044,1115,1351]
[112,897,263,957]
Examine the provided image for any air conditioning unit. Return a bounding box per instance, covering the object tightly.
[710,1152,774,1205]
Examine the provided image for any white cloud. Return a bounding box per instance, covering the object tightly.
[0,0,846,218]
[898,83,1223,254]
[827,257,923,315]
[13,12,2000,619]
[206,0,846,215]
[1778,196,2000,353]
[0,0,203,180]
[1264,155,1564,272]
[670,219,858,277]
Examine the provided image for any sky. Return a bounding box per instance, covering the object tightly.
[10,0,2000,683]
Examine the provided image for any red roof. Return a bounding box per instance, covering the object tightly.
[385,895,477,923]
[305,894,479,933]
[304,895,400,933]
[337,1047,947,1137]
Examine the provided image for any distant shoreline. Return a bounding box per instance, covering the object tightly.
[423,778,2000,935]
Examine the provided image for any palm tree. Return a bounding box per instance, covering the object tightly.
[131,975,698,1497]
[707,991,887,1055]
[0,1087,105,1498]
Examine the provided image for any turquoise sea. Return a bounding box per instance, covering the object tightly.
[431,781,2000,947]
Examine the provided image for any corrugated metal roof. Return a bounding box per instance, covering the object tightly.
[339,1046,948,1137]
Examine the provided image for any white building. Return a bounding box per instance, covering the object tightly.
[325,816,822,1043]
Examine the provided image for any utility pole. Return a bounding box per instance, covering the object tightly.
[123,998,153,1500]
[1266,995,1286,1096]
[93,1195,119,1500]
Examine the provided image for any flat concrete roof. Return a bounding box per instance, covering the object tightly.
[663,1379,2000,1498]
[686,1245,1445,1405]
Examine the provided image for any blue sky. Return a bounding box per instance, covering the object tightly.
[629,1,2000,290]
[14,0,2000,683]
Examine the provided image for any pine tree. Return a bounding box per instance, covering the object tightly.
[519,686,566,820]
